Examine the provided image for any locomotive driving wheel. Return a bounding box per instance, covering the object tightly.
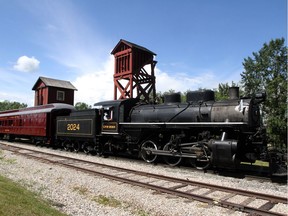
[62,139,72,151]
[189,144,211,170]
[140,140,158,163]
[72,141,80,152]
[163,142,182,166]
[82,142,90,154]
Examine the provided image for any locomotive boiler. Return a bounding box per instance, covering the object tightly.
[125,87,266,169]
[90,87,270,172]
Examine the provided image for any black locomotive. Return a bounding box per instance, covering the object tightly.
[55,87,286,175]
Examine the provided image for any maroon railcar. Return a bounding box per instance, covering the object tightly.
[0,103,75,144]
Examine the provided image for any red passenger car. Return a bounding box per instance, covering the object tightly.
[0,103,75,145]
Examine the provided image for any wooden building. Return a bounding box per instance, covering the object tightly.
[32,77,77,106]
[111,39,157,102]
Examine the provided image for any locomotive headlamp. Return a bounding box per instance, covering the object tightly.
[254,92,266,103]
[255,92,266,100]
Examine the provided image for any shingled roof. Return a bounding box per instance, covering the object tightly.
[111,39,156,56]
[32,76,77,90]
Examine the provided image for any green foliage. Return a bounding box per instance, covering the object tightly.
[0,150,17,164]
[241,38,287,149]
[92,195,122,208]
[156,90,186,103]
[72,185,89,196]
[214,81,243,100]
[74,102,91,110]
[0,100,27,111]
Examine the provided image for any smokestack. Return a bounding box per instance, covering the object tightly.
[229,87,239,99]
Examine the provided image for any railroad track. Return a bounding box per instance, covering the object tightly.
[0,142,287,216]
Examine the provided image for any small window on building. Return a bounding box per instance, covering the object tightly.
[57,91,65,101]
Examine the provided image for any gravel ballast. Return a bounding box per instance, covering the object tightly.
[0,143,287,216]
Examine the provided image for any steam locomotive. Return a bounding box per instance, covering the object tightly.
[0,87,286,176]
[55,87,276,172]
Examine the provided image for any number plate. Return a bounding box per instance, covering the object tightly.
[57,119,93,136]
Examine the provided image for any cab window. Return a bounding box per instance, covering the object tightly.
[103,108,113,121]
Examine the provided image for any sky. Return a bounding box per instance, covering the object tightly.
[0,0,287,106]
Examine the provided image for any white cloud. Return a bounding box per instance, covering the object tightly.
[0,68,38,106]
[72,58,225,106]
[73,56,114,106]
[34,1,110,74]
[6,1,242,107]
[13,56,40,72]
[72,53,241,106]
[25,1,222,105]
[155,68,217,93]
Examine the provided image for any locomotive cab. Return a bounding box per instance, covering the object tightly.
[94,98,140,135]
[101,106,118,134]
[92,98,140,155]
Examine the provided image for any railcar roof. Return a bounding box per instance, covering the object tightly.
[0,103,75,117]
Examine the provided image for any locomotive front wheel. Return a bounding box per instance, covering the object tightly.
[140,140,158,163]
[163,143,182,166]
[189,145,211,170]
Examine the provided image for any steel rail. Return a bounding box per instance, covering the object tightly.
[1,142,284,203]
[0,142,287,216]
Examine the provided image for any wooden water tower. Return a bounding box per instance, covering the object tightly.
[111,39,157,102]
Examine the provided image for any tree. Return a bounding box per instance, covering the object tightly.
[155,89,178,103]
[75,102,91,110]
[0,100,27,111]
[241,38,287,149]
[214,82,242,100]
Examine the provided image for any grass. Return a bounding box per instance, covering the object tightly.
[92,195,150,216]
[0,150,17,164]
[0,175,67,216]
[0,150,150,216]
[134,209,150,216]
[72,185,89,196]
[92,195,122,208]
[72,184,150,216]
[241,160,269,167]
